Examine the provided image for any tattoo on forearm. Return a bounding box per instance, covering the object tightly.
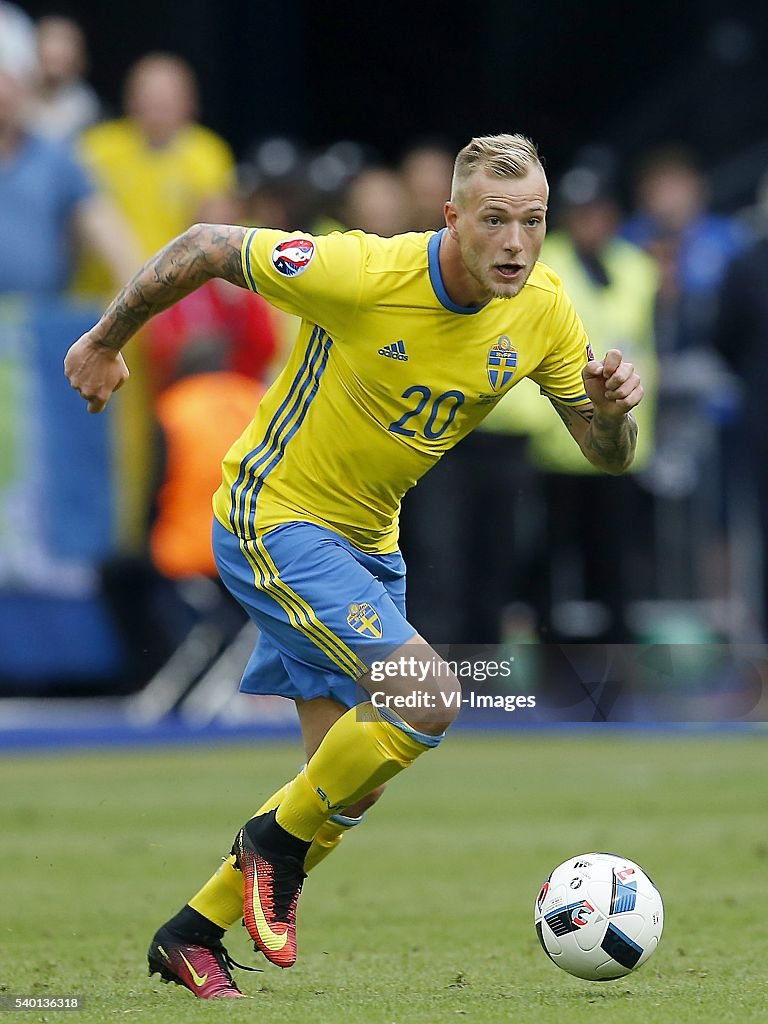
[95,223,249,350]
[584,412,638,473]
[549,398,637,474]
[550,402,594,430]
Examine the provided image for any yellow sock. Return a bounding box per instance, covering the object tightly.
[187,854,243,929]
[276,703,442,842]
[188,810,361,928]
[188,782,290,927]
[187,781,366,927]
[304,813,363,872]
[188,702,442,929]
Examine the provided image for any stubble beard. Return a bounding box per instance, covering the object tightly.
[459,239,529,302]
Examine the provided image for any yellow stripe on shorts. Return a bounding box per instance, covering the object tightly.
[238,537,366,679]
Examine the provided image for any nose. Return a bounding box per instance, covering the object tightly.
[503,223,524,254]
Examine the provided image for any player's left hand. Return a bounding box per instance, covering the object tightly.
[582,348,643,420]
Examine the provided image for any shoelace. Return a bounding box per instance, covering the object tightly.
[213,944,263,975]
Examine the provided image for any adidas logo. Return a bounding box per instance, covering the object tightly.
[378,339,408,361]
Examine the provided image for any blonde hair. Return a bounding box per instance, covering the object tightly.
[451,134,543,203]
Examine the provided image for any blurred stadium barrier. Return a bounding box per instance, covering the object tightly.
[0,297,124,686]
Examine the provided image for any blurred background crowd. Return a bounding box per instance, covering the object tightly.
[3,0,768,702]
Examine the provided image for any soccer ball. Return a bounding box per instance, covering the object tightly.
[534,852,663,981]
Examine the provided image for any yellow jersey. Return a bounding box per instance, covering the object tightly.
[75,119,234,296]
[81,119,234,254]
[213,228,591,553]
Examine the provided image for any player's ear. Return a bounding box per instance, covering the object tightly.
[444,200,459,238]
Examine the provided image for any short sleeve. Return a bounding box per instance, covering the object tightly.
[528,279,591,407]
[241,228,366,334]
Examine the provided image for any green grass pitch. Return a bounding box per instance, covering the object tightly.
[1,731,766,1023]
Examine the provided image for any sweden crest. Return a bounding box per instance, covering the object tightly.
[487,336,518,391]
[347,602,383,638]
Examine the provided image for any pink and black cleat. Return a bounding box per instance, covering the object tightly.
[148,930,255,999]
[234,823,306,969]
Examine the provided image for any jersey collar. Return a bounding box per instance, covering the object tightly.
[427,228,489,315]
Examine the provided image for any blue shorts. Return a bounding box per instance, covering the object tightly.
[212,518,417,709]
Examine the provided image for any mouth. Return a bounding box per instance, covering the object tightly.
[495,263,525,281]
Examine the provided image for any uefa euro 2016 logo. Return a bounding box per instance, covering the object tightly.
[347,603,383,638]
[271,237,316,277]
[487,335,518,391]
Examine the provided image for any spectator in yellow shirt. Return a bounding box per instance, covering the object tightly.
[74,53,235,548]
[76,52,234,295]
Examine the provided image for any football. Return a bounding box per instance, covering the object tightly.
[534,852,663,981]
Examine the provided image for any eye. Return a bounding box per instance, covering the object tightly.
[486,215,502,226]
[527,216,543,227]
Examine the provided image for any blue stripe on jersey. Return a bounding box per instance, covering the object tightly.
[427,229,488,316]
[237,331,328,537]
[242,228,259,292]
[246,333,333,538]
[229,326,323,534]
[541,389,590,404]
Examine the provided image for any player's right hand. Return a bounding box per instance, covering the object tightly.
[64,333,129,414]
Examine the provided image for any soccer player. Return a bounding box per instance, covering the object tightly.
[64,134,643,999]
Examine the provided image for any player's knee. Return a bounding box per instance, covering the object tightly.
[434,669,462,730]
[370,640,461,735]
[416,664,461,733]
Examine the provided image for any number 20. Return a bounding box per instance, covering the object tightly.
[388,385,465,440]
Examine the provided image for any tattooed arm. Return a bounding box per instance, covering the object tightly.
[548,400,639,475]
[64,223,248,412]
[548,348,643,475]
